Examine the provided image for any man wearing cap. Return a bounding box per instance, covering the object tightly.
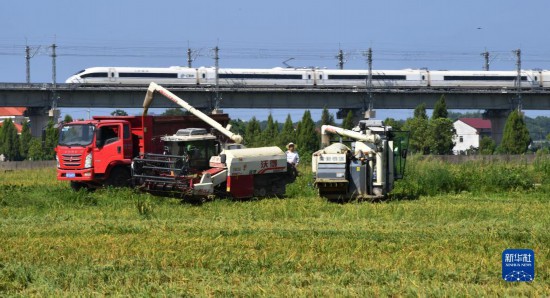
[286,142,299,167]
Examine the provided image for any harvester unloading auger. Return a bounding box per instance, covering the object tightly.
[312,119,409,200]
[132,82,296,200]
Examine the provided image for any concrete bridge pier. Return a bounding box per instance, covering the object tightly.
[483,109,510,145]
[24,107,51,137]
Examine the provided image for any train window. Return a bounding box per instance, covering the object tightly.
[218,73,302,79]
[422,75,425,80]
[319,75,323,80]
[308,75,311,79]
[444,75,528,81]
[81,72,108,78]
[327,74,406,80]
[202,73,206,79]
[119,73,177,78]
[535,77,538,81]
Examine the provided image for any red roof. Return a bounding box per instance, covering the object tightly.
[0,121,23,133]
[0,107,26,117]
[459,118,492,130]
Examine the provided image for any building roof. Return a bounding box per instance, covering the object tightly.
[0,121,23,133]
[0,107,26,117]
[458,118,492,130]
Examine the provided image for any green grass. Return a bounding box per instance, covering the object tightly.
[0,166,549,296]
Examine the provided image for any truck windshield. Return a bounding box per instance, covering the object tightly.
[58,124,95,146]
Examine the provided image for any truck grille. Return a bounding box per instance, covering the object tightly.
[62,154,82,167]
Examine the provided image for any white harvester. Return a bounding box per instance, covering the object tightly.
[312,120,409,200]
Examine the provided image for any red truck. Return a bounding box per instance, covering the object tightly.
[56,114,229,190]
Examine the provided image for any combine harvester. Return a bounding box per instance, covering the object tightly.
[131,82,296,200]
[312,119,409,201]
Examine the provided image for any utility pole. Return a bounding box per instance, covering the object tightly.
[366,48,373,90]
[51,43,57,87]
[187,47,192,68]
[25,46,31,83]
[50,43,59,120]
[363,48,375,118]
[24,44,40,83]
[514,49,522,112]
[337,49,344,70]
[213,46,221,112]
[481,50,490,71]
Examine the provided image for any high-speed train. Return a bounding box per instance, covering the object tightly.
[66,66,550,89]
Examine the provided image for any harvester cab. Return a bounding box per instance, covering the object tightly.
[162,128,220,171]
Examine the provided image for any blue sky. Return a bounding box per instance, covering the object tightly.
[2,0,550,120]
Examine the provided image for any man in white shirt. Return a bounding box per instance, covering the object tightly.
[286,142,299,166]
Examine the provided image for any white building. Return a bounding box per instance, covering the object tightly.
[453,118,492,154]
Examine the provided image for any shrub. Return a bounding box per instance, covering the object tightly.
[392,156,537,196]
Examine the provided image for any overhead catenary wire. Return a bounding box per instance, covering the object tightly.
[1,42,550,67]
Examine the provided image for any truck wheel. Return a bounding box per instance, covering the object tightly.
[106,167,131,187]
[70,181,95,192]
[70,181,86,191]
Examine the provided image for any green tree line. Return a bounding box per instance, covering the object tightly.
[0,119,58,161]
[0,102,537,162]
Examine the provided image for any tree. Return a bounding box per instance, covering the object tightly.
[244,117,261,147]
[342,110,354,130]
[229,119,246,136]
[500,109,531,154]
[414,103,428,120]
[27,138,44,160]
[43,119,59,160]
[403,103,430,154]
[259,114,278,146]
[403,117,429,154]
[0,119,21,161]
[384,118,403,131]
[295,110,318,162]
[63,114,73,123]
[278,114,295,149]
[19,120,32,160]
[321,107,335,126]
[479,136,496,155]
[546,132,550,141]
[427,118,455,155]
[432,95,448,120]
[161,108,187,116]
[110,109,128,116]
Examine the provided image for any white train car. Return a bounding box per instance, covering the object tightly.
[197,67,312,87]
[316,69,429,88]
[65,66,197,84]
[428,70,539,88]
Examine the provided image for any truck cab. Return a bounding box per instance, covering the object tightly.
[57,119,133,189]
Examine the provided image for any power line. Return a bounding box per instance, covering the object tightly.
[3,42,550,69]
